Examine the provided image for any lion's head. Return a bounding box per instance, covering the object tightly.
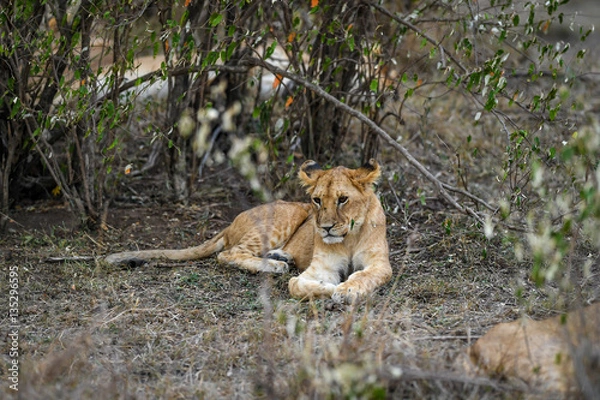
[298,159,381,244]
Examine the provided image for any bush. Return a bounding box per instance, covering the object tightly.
[1,0,597,296]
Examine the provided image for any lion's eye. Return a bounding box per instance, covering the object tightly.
[312,197,321,206]
[338,196,348,205]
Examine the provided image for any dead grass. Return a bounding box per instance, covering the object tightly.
[3,17,600,398]
[2,177,598,399]
[4,99,600,398]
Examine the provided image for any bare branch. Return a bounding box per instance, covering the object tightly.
[367,1,468,75]
[44,256,96,263]
[246,56,486,224]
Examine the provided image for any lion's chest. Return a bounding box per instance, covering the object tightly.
[312,245,365,283]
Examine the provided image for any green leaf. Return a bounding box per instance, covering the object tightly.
[484,93,497,111]
[107,137,119,150]
[549,104,560,121]
[9,97,22,119]
[498,29,507,43]
[347,35,355,52]
[224,41,238,61]
[265,41,277,59]
[370,79,378,92]
[209,13,223,27]
[180,10,189,26]
[202,51,220,68]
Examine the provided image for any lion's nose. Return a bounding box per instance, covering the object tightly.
[322,224,334,233]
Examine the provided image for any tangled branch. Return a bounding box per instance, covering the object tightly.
[245,57,489,225]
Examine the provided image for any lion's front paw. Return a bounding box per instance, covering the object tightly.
[332,283,365,304]
[289,276,336,299]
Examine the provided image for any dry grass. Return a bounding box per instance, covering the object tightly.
[4,78,600,397]
[1,177,598,399]
[3,10,600,397]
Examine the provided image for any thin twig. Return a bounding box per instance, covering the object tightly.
[44,256,96,263]
[412,335,482,341]
[441,183,495,212]
[368,1,468,75]
[382,366,527,393]
[100,307,166,326]
[0,211,25,228]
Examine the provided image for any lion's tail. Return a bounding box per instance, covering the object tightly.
[104,230,227,266]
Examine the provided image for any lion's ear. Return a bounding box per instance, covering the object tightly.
[298,160,322,187]
[353,158,381,188]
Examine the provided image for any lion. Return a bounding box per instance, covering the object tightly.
[105,159,392,303]
[458,302,600,395]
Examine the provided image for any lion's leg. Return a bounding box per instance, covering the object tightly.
[217,247,290,273]
[332,255,392,304]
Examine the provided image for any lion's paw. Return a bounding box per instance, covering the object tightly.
[266,249,295,266]
[332,284,364,304]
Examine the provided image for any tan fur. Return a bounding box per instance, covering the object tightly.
[288,159,392,303]
[459,303,600,395]
[105,200,313,273]
[105,160,392,302]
